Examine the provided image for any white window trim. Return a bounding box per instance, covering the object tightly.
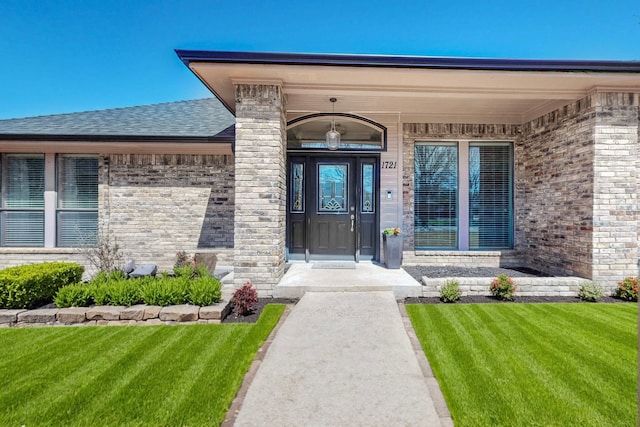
[44,153,56,247]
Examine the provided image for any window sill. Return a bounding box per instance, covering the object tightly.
[0,247,80,254]
[413,250,517,256]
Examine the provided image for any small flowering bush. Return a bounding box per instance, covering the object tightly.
[578,282,603,302]
[383,227,402,236]
[489,274,516,301]
[613,277,638,302]
[232,281,258,317]
[440,280,462,303]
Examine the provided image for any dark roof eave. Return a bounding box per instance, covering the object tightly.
[0,134,234,143]
[175,50,640,73]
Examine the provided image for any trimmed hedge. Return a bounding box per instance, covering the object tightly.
[0,262,84,309]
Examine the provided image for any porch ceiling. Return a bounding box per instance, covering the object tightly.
[183,55,640,124]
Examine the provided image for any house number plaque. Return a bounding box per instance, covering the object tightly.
[381,161,397,169]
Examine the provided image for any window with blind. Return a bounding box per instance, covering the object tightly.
[0,154,45,246]
[57,155,99,247]
[414,141,513,251]
[414,144,458,249]
[469,143,513,249]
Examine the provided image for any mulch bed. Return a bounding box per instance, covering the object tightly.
[222,298,298,323]
[402,265,550,279]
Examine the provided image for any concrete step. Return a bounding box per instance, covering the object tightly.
[273,262,422,299]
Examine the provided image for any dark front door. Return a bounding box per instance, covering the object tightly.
[287,155,379,261]
[309,158,356,258]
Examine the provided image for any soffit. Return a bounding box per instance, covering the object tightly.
[189,62,640,124]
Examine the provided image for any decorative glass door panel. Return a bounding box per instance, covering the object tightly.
[318,164,348,213]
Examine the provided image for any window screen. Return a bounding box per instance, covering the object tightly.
[414,144,458,249]
[469,144,513,249]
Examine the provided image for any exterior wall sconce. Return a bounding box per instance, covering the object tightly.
[325,97,340,150]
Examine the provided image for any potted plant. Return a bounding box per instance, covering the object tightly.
[382,227,403,269]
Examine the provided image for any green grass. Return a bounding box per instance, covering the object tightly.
[0,304,285,427]
[407,303,638,427]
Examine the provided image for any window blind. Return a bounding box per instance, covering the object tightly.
[57,155,98,246]
[414,144,458,249]
[1,154,44,247]
[469,144,513,249]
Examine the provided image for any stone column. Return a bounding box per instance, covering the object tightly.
[592,92,639,286]
[233,83,287,296]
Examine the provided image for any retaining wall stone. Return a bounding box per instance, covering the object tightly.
[57,307,89,324]
[17,309,58,323]
[86,306,125,321]
[158,305,199,322]
[0,309,26,324]
[143,306,162,320]
[120,305,146,321]
[0,301,231,327]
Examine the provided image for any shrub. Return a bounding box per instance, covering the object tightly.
[613,277,638,302]
[81,231,125,273]
[174,250,192,268]
[54,284,92,308]
[440,280,462,303]
[174,263,209,279]
[489,274,516,301]
[91,283,110,306]
[188,276,222,306]
[174,251,210,279]
[232,281,258,317]
[56,271,222,308]
[0,262,84,309]
[107,280,143,307]
[141,276,190,306]
[578,282,603,302]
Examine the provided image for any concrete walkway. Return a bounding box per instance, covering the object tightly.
[232,291,451,426]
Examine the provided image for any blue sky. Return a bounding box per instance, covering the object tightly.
[1,0,639,119]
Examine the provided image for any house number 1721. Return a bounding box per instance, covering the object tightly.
[381,161,397,169]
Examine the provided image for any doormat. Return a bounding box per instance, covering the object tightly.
[311,262,356,270]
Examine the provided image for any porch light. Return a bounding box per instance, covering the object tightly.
[325,97,340,150]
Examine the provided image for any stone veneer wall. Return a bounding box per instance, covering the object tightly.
[591,92,639,284]
[100,154,235,272]
[233,84,287,296]
[520,96,596,278]
[402,123,522,266]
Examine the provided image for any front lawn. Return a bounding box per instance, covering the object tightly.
[407,303,637,427]
[0,304,285,427]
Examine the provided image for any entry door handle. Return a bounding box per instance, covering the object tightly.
[350,214,355,232]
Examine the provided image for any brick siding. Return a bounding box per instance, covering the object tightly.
[99,153,234,271]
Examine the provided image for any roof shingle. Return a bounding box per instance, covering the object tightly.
[0,98,234,138]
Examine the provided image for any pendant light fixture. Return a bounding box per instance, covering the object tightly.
[325,97,340,150]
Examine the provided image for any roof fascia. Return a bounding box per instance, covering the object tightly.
[0,134,233,143]
[175,50,640,73]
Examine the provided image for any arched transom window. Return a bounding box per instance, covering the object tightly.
[287,114,386,151]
